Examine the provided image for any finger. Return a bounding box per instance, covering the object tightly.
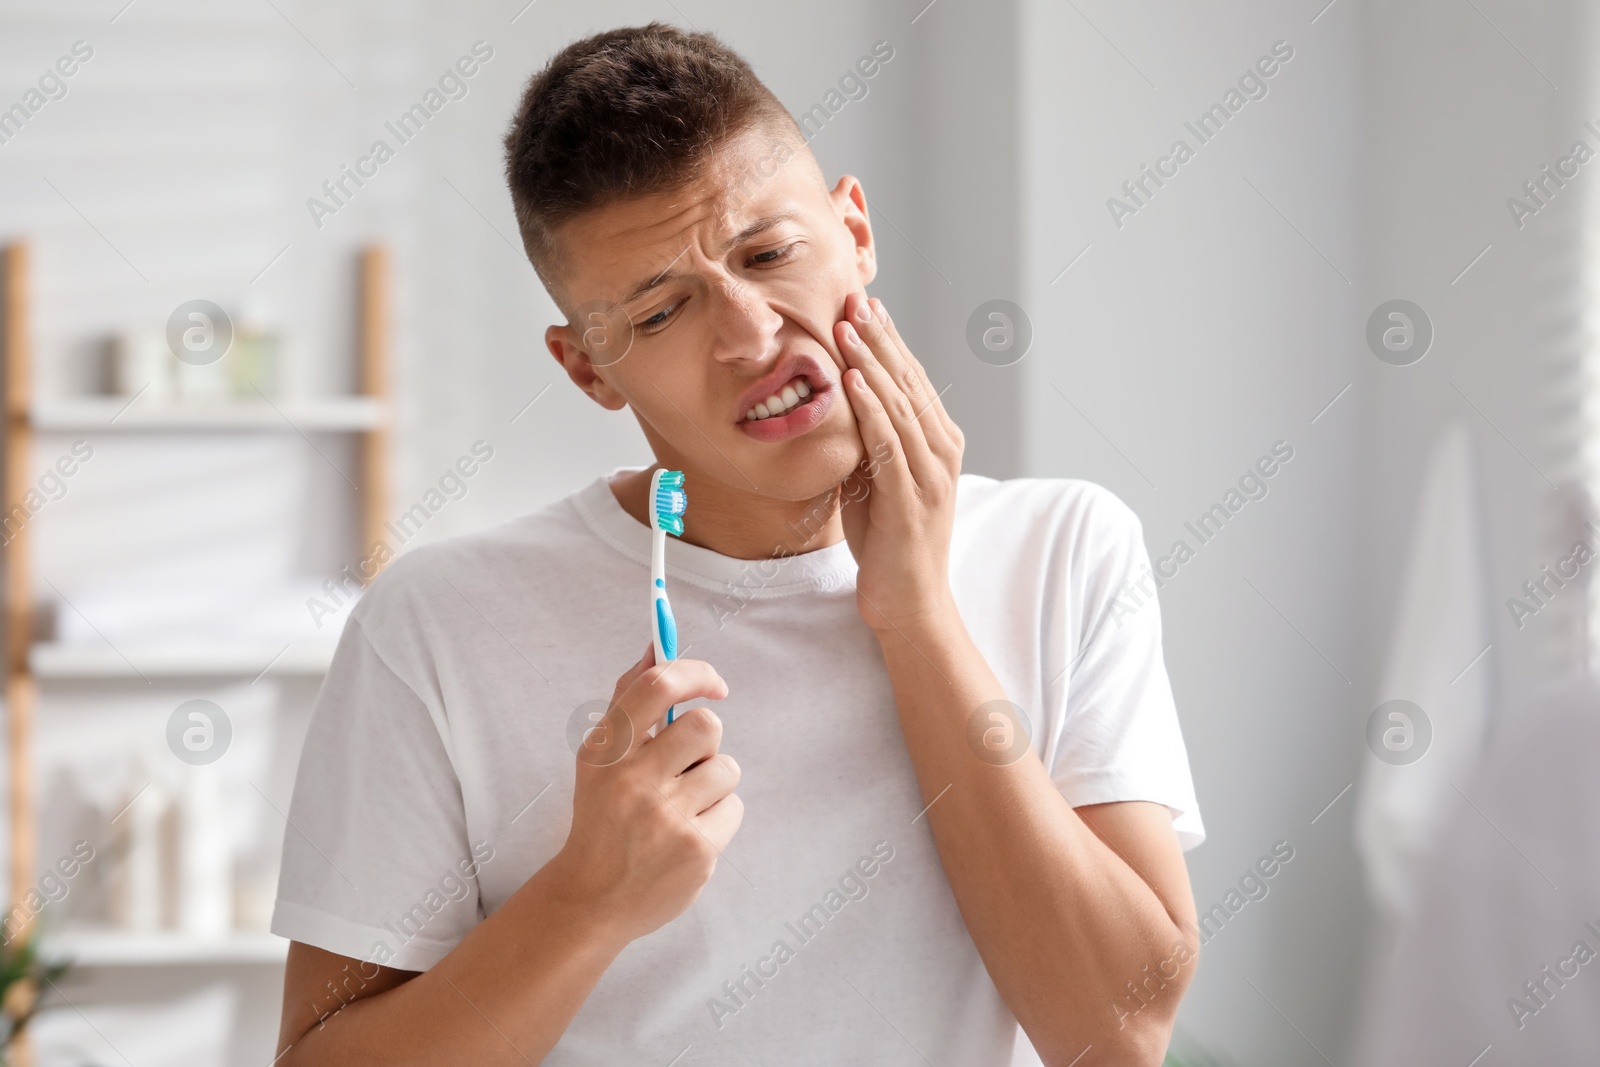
[667,751,741,816]
[615,658,727,742]
[847,292,907,377]
[839,364,917,496]
[637,704,725,781]
[575,645,673,767]
[609,643,657,699]
[837,317,936,485]
[843,298,930,456]
[692,790,745,853]
[838,476,872,558]
[867,297,959,451]
[862,296,930,408]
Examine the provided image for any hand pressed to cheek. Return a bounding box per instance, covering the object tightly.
[832,294,966,630]
[861,437,896,476]
[860,296,962,454]
[835,295,962,490]
[838,318,930,472]
[837,353,913,511]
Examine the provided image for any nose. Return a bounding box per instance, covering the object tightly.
[704,275,783,364]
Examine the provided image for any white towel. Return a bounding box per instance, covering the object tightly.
[1354,420,1495,922]
[1351,675,1600,1063]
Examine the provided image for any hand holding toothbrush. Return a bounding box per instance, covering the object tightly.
[547,644,742,944]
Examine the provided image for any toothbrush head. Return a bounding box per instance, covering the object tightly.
[649,469,687,537]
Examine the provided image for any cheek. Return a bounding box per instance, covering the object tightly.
[616,361,693,423]
[767,261,856,365]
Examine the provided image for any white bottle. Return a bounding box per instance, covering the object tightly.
[112,773,168,932]
[112,327,172,399]
[176,766,233,936]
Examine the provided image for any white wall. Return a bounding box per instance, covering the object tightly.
[1359,0,1591,714]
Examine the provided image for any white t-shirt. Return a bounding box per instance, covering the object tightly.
[273,469,1204,1066]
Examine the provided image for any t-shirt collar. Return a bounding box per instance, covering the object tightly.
[571,467,859,595]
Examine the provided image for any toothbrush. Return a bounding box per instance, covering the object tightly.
[649,469,687,724]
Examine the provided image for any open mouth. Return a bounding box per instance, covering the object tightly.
[735,368,834,443]
[743,375,815,423]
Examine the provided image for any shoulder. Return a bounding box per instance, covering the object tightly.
[350,493,585,631]
[955,473,1145,550]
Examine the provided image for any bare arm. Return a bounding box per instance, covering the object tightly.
[877,620,1198,1066]
[277,648,743,1065]
[834,292,1198,1066]
[277,862,628,1066]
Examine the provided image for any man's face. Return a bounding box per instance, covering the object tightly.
[546,126,875,502]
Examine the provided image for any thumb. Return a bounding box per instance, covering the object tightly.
[839,479,871,564]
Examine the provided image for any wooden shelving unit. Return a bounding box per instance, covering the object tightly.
[0,240,392,963]
[31,396,384,432]
[29,642,339,680]
[3,245,34,921]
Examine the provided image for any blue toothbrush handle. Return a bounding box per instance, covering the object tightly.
[654,590,678,725]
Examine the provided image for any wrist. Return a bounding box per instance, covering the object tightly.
[526,852,634,955]
[870,595,966,652]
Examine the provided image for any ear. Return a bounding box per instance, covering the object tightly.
[830,175,877,287]
[546,321,629,411]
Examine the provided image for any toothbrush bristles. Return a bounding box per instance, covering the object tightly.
[652,469,687,536]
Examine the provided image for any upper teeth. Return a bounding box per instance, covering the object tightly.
[746,377,812,422]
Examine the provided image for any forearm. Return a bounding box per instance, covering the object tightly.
[284,862,628,1066]
[878,613,1193,1065]
[281,652,741,1065]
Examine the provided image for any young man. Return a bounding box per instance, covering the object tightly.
[273,23,1204,1067]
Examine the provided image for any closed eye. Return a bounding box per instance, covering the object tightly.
[639,299,683,331]
[749,243,798,266]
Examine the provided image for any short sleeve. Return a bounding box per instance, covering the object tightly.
[1050,490,1205,851]
[271,614,486,970]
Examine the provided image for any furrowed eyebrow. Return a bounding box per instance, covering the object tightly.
[617,211,805,306]
[620,245,691,306]
[721,211,803,253]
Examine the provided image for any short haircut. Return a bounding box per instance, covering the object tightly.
[503,23,801,303]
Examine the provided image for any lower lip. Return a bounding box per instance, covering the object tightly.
[736,388,834,443]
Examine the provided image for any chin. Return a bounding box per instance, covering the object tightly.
[749,429,866,503]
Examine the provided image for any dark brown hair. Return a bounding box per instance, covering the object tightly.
[503,23,799,300]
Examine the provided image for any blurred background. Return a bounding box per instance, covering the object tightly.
[1,0,1596,1063]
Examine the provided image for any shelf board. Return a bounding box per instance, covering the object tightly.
[31,641,338,679]
[31,396,384,431]
[42,929,288,966]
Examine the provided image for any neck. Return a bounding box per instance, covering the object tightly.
[609,465,844,560]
